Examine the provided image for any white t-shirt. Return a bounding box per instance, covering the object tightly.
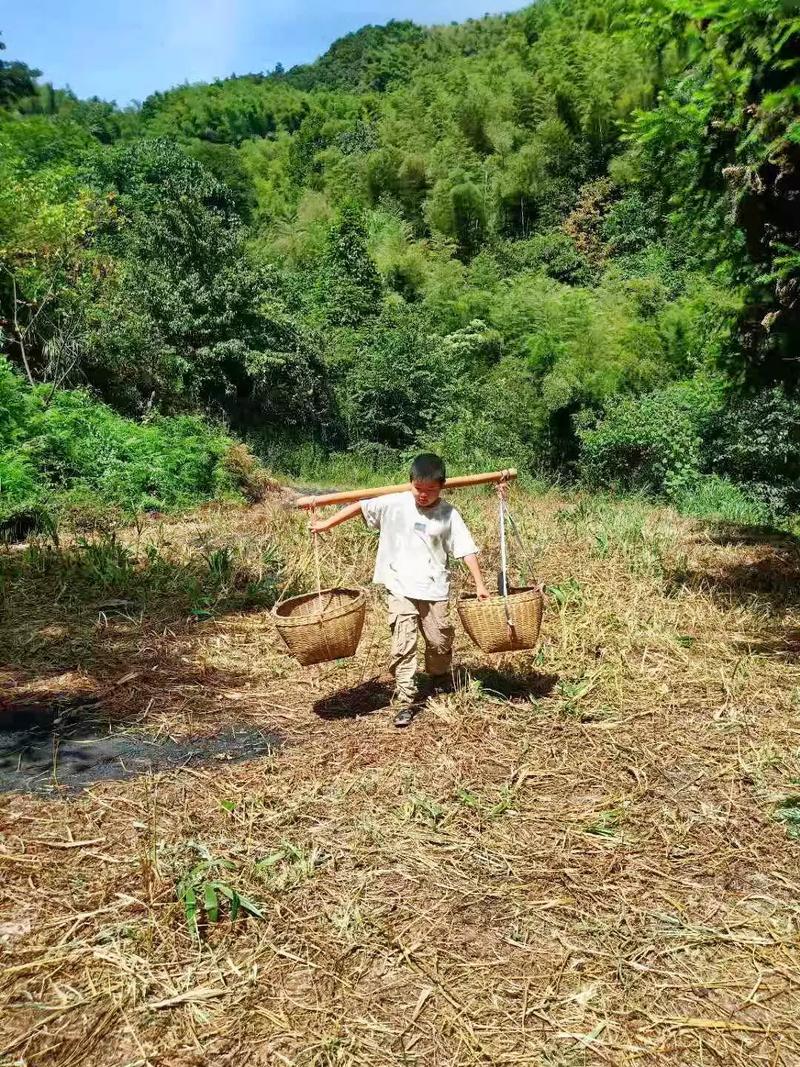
[361,491,479,601]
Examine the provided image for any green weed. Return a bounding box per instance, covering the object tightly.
[254,841,330,890]
[548,578,583,609]
[584,809,623,838]
[454,784,515,819]
[402,791,447,827]
[555,672,604,719]
[773,795,800,840]
[176,847,264,939]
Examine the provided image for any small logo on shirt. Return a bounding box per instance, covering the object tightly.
[413,522,426,534]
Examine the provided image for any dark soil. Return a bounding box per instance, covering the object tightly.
[0,701,280,794]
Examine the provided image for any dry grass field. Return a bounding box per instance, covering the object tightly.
[1,485,800,1066]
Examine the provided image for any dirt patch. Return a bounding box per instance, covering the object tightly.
[0,702,280,793]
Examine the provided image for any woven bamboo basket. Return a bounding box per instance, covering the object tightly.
[272,587,367,666]
[458,586,543,654]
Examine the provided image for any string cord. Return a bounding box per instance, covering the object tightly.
[312,510,322,600]
[504,506,541,589]
[497,482,514,632]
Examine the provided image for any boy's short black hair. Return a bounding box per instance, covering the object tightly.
[410,452,446,483]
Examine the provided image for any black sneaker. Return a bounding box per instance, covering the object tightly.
[393,705,417,727]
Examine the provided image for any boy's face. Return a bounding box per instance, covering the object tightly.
[411,479,444,509]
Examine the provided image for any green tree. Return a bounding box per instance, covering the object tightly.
[185,140,257,221]
[316,202,382,327]
[628,0,800,386]
[426,177,487,258]
[0,33,39,109]
[80,140,330,428]
[343,304,461,448]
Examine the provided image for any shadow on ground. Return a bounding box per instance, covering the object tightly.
[672,521,800,615]
[312,666,558,720]
[468,666,559,702]
[703,523,800,551]
[732,629,800,656]
[0,533,291,794]
[313,679,394,720]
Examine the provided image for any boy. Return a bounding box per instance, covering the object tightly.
[310,453,490,726]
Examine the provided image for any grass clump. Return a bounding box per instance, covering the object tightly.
[0,530,287,624]
[254,841,330,890]
[584,809,624,838]
[675,475,773,526]
[773,795,800,840]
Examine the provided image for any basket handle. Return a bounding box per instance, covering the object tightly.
[274,510,333,612]
[497,482,516,638]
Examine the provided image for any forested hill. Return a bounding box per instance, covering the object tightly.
[1,1,800,529]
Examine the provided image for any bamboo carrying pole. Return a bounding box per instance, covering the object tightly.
[295,468,517,510]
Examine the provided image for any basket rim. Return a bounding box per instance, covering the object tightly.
[458,585,543,610]
[271,586,367,625]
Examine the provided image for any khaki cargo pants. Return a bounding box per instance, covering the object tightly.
[387,594,455,707]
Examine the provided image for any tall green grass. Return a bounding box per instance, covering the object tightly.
[259,437,550,495]
[674,476,773,526]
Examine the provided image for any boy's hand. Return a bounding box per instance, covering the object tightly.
[309,518,329,535]
[463,554,491,599]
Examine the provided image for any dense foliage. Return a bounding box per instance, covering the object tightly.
[0,354,270,533]
[1,0,799,523]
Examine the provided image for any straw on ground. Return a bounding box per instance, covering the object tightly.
[1,485,799,1066]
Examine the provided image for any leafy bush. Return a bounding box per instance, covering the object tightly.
[601,191,659,257]
[710,388,800,515]
[26,389,234,510]
[0,354,32,440]
[579,379,800,520]
[0,359,270,534]
[577,378,727,497]
[0,450,43,529]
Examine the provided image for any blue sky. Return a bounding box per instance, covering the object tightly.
[5,1,525,106]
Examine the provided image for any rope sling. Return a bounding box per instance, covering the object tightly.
[497,484,515,637]
[455,480,544,654]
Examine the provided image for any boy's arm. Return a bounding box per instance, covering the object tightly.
[309,501,362,534]
[463,553,490,599]
[449,508,489,599]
